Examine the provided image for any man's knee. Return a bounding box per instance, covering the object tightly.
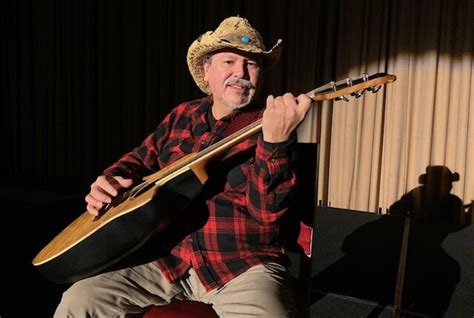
[211,263,296,317]
[54,279,105,316]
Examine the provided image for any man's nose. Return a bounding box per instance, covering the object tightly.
[233,62,248,79]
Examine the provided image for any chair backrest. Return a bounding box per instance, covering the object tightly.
[282,142,318,318]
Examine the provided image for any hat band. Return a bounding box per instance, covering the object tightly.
[220,33,264,49]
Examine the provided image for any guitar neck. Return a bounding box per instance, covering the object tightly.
[196,119,263,162]
[307,72,396,101]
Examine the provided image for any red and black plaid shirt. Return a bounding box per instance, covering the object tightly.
[103,96,297,291]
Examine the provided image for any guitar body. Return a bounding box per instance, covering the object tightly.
[33,168,204,283]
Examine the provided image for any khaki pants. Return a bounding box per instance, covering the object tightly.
[54,262,296,317]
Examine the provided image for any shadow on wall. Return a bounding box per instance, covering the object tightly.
[389,165,471,226]
[310,165,471,317]
[387,165,471,316]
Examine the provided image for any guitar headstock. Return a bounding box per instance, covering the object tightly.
[307,72,397,102]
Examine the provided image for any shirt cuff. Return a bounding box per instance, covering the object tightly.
[256,137,295,176]
[259,138,295,159]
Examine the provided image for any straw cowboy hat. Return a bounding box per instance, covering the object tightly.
[187,16,282,94]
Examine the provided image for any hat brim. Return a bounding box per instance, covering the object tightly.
[187,35,282,94]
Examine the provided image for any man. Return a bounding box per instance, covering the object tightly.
[55,16,311,317]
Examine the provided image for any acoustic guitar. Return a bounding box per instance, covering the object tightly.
[32,72,397,283]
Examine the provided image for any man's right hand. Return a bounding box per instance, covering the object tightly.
[85,175,133,216]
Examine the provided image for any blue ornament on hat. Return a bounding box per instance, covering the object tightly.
[240,36,251,44]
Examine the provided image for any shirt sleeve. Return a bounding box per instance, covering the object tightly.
[246,135,297,224]
[102,112,174,181]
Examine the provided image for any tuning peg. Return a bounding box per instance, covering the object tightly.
[335,95,349,102]
[351,90,364,98]
[368,85,381,93]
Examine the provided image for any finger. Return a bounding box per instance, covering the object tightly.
[281,94,299,118]
[96,176,118,196]
[89,186,113,203]
[272,95,286,109]
[296,93,312,108]
[282,92,296,106]
[85,193,107,209]
[115,176,134,188]
[86,203,99,216]
[297,94,312,118]
[266,95,275,107]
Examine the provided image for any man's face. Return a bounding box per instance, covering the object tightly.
[203,49,262,110]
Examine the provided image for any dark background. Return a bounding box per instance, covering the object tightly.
[1,0,473,317]
[1,0,328,188]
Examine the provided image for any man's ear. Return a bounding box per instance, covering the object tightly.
[203,62,210,82]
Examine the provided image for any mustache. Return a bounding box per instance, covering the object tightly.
[224,77,255,90]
